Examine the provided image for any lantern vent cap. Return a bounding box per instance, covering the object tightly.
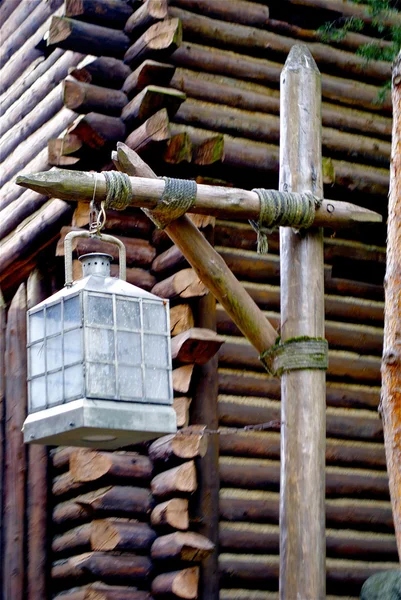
[79,252,112,278]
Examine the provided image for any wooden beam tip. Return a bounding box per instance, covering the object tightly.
[284,44,319,73]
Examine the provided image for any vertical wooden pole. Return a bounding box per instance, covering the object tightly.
[0,289,6,574]
[381,50,401,560]
[3,283,27,600]
[279,45,326,598]
[27,269,50,600]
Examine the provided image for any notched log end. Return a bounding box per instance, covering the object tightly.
[283,43,319,73]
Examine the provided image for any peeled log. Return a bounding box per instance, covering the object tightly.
[171,328,225,364]
[69,55,131,89]
[121,85,185,127]
[125,0,168,36]
[123,60,176,97]
[90,519,156,552]
[125,109,171,154]
[70,449,153,483]
[152,269,207,299]
[151,498,189,530]
[67,112,126,149]
[173,396,192,428]
[65,0,133,29]
[170,304,195,336]
[53,583,152,600]
[152,567,199,598]
[172,365,195,394]
[124,18,182,68]
[52,552,152,585]
[381,52,401,560]
[63,79,127,116]
[149,425,208,463]
[151,532,214,561]
[164,132,193,164]
[151,461,197,498]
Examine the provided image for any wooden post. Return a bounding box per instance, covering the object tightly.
[0,289,6,574]
[279,45,326,598]
[381,50,401,560]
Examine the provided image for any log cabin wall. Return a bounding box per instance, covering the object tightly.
[0,0,399,599]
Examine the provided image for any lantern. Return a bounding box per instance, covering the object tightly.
[23,231,176,449]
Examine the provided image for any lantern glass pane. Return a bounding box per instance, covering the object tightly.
[47,335,62,371]
[30,377,46,411]
[64,329,83,366]
[87,328,115,362]
[144,335,168,368]
[30,342,45,377]
[64,364,83,400]
[87,295,113,326]
[29,310,44,342]
[87,363,116,397]
[143,302,167,333]
[47,371,63,406]
[117,331,141,365]
[118,366,143,398]
[116,298,140,330]
[46,303,61,336]
[64,295,80,329]
[145,368,170,401]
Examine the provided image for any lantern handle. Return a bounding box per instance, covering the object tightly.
[64,231,126,286]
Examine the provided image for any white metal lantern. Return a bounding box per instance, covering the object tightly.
[23,230,176,449]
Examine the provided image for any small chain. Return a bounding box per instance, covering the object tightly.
[175,420,281,436]
[89,174,106,236]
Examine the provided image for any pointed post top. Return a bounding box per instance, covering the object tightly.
[283,44,319,73]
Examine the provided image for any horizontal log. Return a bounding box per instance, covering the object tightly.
[63,79,127,116]
[72,202,152,237]
[170,304,195,336]
[66,112,126,148]
[219,430,386,470]
[152,567,199,598]
[171,0,269,27]
[72,260,157,291]
[171,328,225,364]
[171,42,392,114]
[52,552,152,585]
[90,519,156,552]
[53,583,152,600]
[175,98,391,167]
[65,0,133,29]
[70,449,153,483]
[219,521,398,561]
[152,269,207,299]
[125,108,171,153]
[56,226,156,267]
[149,425,208,463]
[164,132,192,164]
[52,523,92,555]
[124,18,182,68]
[172,364,194,394]
[125,0,168,36]
[53,486,153,527]
[218,368,380,411]
[173,396,192,428]
[121,85,185,126]
[152,243,187,276]
[219,456,389,499]
[48,16,130,58]
[123,60,176,97]
[151,498,189,530]
[151,531,214,561]
[51,447,75,472]
[69,55,131,89]
[219,488,394,532]
[151,461,197,498]
[170,7,390,85]
[218,395,383,442]
[53,471,92,499]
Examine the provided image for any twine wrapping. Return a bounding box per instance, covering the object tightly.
[260,337,328,377]
[103,171,132,211]
[250,189,322,253]
[149,177,197,229]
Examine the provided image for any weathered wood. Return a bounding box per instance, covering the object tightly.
[70,449,153,483]
[164,132,192,164]
[53,486,153,527]
[0,290,6,565]
[173,396,192,428]
[47,16,130,58]
[152,269,207,299]
[151,531,214,561]
[169,7,391,85]
[52,523,92,555]
[56,226,156,267]
[63,79,127,116]
[152,244,187,276]
[124,18,182,68]
[90,519,157,552]
[66,112,126,149]
[152,567,199,598]
[53,471,92,499]
[69,55,131,89]
[3,284,27,600]
[171,328,224,364]
[125,0,168,36]
[193,134,224,165]
[65,0,133,29]
[123,60,176,97]
[170,304,195,336]
[172,364,194,394]
[52,552,152,585]
[171,0,269,26]
[171,42,392,114]
[149,426,208,463]
[52,447,75,473]
[151,498,189,530]
[48,135,83,167]
[0,0,23,31]
[125,108,171,153]
[121,85,185,126]
[381,51,401,560]
[52,583,152,600]
[151,461,197,498]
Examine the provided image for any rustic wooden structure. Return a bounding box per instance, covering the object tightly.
[0,0,399,599]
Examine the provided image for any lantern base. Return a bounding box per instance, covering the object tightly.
[23,398,177,449]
